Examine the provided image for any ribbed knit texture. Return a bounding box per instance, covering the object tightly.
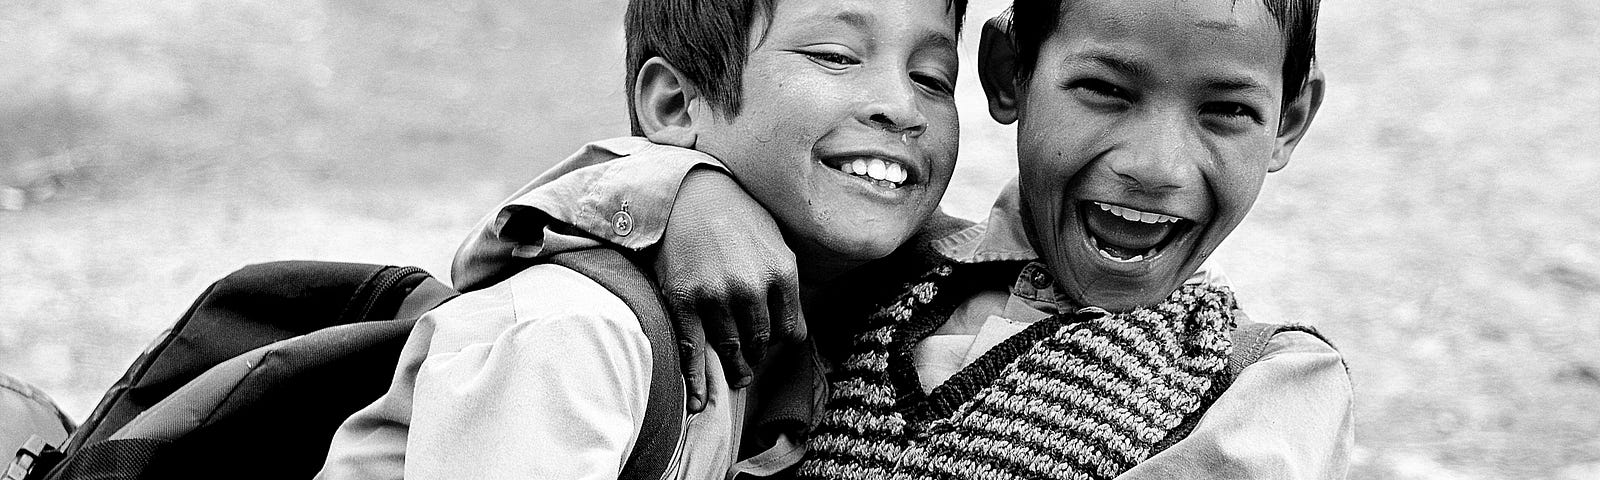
[797,263,1237,480]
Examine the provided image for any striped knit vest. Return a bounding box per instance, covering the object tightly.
[797,262,1237,480]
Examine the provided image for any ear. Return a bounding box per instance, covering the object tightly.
[632,57,699,148]
[977,15,1021,125]
[1269,65,1325,172]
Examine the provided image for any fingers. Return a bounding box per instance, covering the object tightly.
[702,300,754,389]
[673,299,710,413]
[733,293,771,383]
[767,266,806,346]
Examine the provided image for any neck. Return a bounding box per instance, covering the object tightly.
[796,266,844,315]
[793,258,860,350]
[795,254,864,286]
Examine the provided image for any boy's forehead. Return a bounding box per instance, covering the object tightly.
[765,0,960,31]
[1059,0,1276,35]
[758,0,960,48]
[1051,0,1285,86]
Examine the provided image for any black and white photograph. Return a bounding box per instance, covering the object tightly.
[2,0,1596,478]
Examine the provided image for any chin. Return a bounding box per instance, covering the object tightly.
[828,225,919,263]
[1052,249,1197,312]
[1078,282,1184,312]
[830,233,908,262]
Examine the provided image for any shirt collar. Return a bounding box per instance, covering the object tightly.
[929,179,1037,265]
[1008,261,1074,315]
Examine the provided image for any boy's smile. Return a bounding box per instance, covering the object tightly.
[989,0,1315,311]
[692,0,961,281]
[1084,201,1192,263]
[817,143,925,193]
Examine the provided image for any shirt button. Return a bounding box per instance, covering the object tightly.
[612,210,634,237]
[1027,266,1052,290]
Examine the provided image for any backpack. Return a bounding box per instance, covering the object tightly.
[10,248,682,480]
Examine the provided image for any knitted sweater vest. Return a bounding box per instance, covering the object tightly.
[797,263,1238,480]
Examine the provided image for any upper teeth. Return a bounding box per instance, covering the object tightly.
[837,158,907,185]
[1096,202,1180,224]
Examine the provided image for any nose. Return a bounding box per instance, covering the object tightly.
[1105,110,1203,192]
[858,75,928,138]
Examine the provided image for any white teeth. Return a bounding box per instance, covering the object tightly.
[1090,236,1147,263]
[866,159,887,180]
[1105,252,1146,263]
[887,163,906,183]
[1096,202,1179,224]
[835,157,906,188]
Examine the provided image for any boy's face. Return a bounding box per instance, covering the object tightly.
[692,0,960,279]
[1005,0,1301,311]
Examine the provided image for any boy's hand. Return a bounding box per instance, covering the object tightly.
[655,167,806,413]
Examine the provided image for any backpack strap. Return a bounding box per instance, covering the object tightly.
[1226,310,1330,379]
[1153,311,1331,456]
[393,275,459,321]
[546,248,682,480]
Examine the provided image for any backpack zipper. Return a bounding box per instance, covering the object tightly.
[345,266,425,323]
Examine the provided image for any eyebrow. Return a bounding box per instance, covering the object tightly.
[919,30,958,53]
[1194,20,1238,31]
[833,10,874,32]
[1206,77,1271,94]
[1082,51,1152,80]
[1078,50,1272,95]
[816,9,958,53]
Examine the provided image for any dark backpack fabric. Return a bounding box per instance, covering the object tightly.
[62,261,446,456]
[25,262,452,480]
[25,248,681,480]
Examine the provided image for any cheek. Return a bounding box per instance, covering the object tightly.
[1015,129,1087,201]
[930,119,960,179]
[1016,174,1072,256]
[1208,144,1274,222]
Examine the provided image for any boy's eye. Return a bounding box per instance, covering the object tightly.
[802,50,860,70]
[912,71,955,95]
[1200,102,1264,126]
[1064,78,1132,101]
[1064,78,1134,110]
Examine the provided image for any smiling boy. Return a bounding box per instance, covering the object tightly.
[795,0,1350,478]
[997,0,1323,313]
[314,0,968,478]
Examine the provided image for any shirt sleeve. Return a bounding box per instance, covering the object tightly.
[317,265,658,480]
[452,139,726,290]
[502,140,726,252]
[1116,331,1354,480]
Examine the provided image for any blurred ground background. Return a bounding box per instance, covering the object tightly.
[1,0,1597,478]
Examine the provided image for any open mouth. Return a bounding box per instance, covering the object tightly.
[824,157,912,189]
[1082,201,1191,263]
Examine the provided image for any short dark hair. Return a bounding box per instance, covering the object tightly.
[1009,0,1318,107]
[624,0,970,136]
